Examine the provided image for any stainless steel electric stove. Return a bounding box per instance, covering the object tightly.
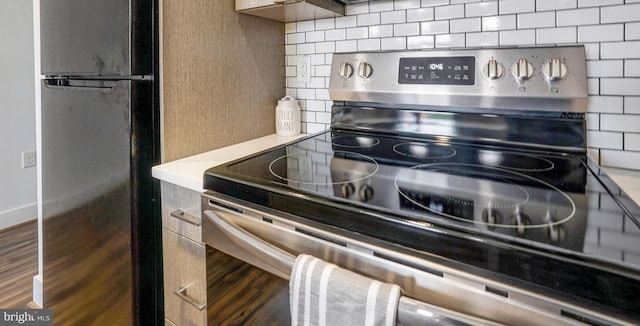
[204,46,640,324]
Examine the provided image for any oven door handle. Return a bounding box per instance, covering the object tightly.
[204,210,295,279]
[204,209,500,326]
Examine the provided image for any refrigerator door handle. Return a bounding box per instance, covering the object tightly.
[43,79,120,91]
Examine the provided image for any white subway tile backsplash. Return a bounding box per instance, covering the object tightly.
[579,24,624,43]
[381,37,407,50]
[499,0,535,14]
[305,100,325,111]
[536,27,577,44]
[297,43,315,55]
[336,16,358,29]
[466,31,499,47]
[285,44,297,56]
[588,96,624,113]
[436,33,466,48]
[466,2,498,17]
[315,42,335,54]
[370,0,394,13]
[586,113,600,130]
[421,20,450,34]
[420,0,449,7]
[395,22,421,36]
[450,17,482,33]
[285,23,296,33]
[586,60,624,77]
[557,8,599,26]
[626,60,640,76]
[287,33,306,44]
[335,40,357,52]
[601,114,640,132]
[578,0,623,7]
[435,4,465,20]
[601,78,640,96]
[628,22,640,40]
[600,149,640,169]
[500,29,536,46]
[396,0,422,10]
[381,10,406,24]
[407,35,436,49]
[587,78,600,95]
[601,3,640,24]
[407,8,435,22]
[297,20,316,32]
[625,97,640,114]
[517,12,556,29]
[326,29,346,41]
[536,0,577,11]
[358,13,381,26]
[347,27,369,39]
[347,2,370,15]
[587,131,623,149]
[625,133,640,151]
[601,41,640,59]
[482,15,516,31]
[306,31,325,43]
[315,18,335,30]
[583,43,600,60]
[358,38,381,51]
[370,25,394,38]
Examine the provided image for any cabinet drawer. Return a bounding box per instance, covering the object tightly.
[163,228,207,326]
[161,181,202,242]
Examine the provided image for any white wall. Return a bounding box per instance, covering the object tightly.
[285,0,640,171]
[0,0,37,230]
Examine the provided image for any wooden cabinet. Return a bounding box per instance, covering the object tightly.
[161,181,207,326]
[236,0,344,22]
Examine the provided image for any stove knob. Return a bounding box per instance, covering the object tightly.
[341,182,355,198]
[542,58,567,81]
[339,62,354,78]
[482,59,504,80]
[357,62,373,79]
[511,58,534,81]
[358,184,374,203]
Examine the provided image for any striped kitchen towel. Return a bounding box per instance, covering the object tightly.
[290,254,403,326]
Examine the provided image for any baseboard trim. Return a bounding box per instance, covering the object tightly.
[0,204,37,231]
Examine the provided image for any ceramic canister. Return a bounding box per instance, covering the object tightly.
[275,95,301,136]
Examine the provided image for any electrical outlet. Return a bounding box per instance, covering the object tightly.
[297,55,311,84]
[22,151,36,168]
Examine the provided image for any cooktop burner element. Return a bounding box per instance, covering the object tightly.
[331,135,380,148]
[477,150,555,172]
[393,142,457,159]
[268,150,379,185]
[395,163,575,231]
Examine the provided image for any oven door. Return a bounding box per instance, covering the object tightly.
[202,193,600,326]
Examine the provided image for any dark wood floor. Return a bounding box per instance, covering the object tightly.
[0,220,38,309]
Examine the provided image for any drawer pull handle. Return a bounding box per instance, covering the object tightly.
[170,209,201,226]
[174,284,206,310]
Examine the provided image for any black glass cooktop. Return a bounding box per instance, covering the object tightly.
[204,129,640,320]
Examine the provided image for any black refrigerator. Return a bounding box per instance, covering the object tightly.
[39,0,162,324]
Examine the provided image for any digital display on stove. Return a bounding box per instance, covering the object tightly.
[399,57,475,85]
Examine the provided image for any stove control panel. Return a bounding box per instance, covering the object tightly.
[329,46,587,113]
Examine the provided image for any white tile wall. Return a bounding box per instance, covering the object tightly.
[284,0,640,171]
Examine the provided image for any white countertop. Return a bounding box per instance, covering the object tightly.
[152,133,307,192]
[153,134,640,206]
